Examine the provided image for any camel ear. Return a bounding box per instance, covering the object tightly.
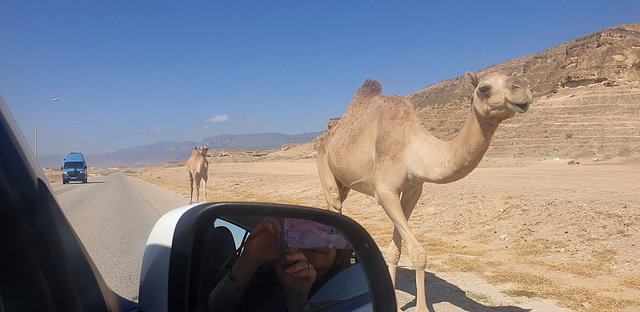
[465,71,478,88]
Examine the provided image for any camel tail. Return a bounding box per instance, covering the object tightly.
[356,78,382,97]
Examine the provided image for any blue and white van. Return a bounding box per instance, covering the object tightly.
[62,152,87,184]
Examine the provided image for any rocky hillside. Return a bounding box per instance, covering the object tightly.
[406,22,640,162]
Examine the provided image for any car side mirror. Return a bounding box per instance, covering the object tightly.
[138,202,396,312]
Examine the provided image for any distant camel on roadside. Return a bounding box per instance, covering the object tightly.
[187,146,210,204]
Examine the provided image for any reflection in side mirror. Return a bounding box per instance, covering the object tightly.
[207,216,360,311]
[138,202,396,312]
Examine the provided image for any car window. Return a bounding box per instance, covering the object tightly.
[213,219,247,250]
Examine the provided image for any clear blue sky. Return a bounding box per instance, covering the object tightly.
[1,1,638,155]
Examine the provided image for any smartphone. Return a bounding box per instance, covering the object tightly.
[280,218,351,249]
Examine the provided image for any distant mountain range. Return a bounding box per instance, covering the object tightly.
[202,132,321,149]
[37,132,321,167]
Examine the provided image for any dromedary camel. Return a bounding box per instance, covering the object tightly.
[316,71,532,312]
[187,145,210,204]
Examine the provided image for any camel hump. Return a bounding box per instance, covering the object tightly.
[356,78,382,97]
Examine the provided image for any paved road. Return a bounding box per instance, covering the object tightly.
[52,172,188,301]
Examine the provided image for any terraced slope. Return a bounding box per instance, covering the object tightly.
[407,22,640,163]
[489,84,639,161]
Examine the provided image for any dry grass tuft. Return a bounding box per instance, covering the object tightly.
[469,231,494,244]
[532,249,615,277]
[485,270,554,287]
[622,276,640,289]
[538,285,636,312]
[465,291,491,303]
[510,235,567,259]
[504,289,537,298]
[442,255,488,273]
[486,269,640,311]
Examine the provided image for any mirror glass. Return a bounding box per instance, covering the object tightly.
[202,215,371,312]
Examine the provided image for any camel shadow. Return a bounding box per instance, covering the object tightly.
[396,268,530,312]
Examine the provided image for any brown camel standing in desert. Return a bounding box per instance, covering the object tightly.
[316,71,533,312]
[187,146,209,204]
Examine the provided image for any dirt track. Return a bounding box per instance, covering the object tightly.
[125,158,640,311]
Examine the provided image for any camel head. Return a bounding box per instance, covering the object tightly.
[466,71,533,123]
[195,146,209,157]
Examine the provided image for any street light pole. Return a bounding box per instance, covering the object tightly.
[34,98,59,160]
[66,126,81,154]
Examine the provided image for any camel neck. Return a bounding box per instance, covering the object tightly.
[412,104,499,184]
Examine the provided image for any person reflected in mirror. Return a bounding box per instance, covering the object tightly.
[302,247,352,297]
[208,217,316,312]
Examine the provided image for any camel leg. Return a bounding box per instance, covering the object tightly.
[323,179,348,213]
[316,153,346,213]
[387,228,402,288]
[402,185,426,311]
[387,184,423,288]
[189,173,194,204]
[377,185,427,312]
[195,175,201,203]
[202,174,207,202]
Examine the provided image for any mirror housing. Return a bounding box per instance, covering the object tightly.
[138,202,396,312]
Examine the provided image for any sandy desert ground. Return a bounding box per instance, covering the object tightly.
[110,157,638,312]
[46,157,640,311]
